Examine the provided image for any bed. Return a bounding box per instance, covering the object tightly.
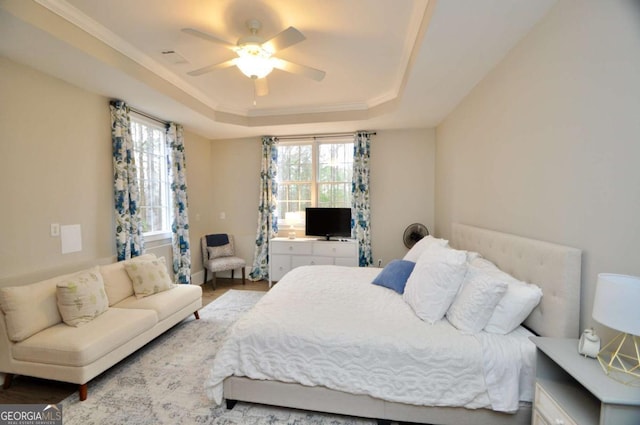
[206,223,582,425]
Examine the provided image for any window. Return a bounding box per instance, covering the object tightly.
[130,114,172,239]
[276,137,354,226]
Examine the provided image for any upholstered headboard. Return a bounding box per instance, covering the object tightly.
[451,223,582,338]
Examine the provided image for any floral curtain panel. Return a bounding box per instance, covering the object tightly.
[352,131,373,266]
[166,123,192,284]
[110,100,144,261]
[249,136,279,280]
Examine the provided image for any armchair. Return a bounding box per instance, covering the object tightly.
[201,234,246,290]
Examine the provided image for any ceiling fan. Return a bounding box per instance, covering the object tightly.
[182,19,326,97]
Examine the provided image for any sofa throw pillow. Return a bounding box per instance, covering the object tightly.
[100,253,156,306]
[0,276,63,342]
[125,257,174,299]
[446,264,508,334]
[371,260,416,294]
[208,244,233,259]
[56,266,109,327]
[403,244,468,324]
[402,235,449,263]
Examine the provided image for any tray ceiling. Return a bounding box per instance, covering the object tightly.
[0,0,557,138]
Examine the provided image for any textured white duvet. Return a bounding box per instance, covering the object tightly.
[206,265,536,413]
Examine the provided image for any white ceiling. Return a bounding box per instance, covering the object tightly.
[0,0,557,139]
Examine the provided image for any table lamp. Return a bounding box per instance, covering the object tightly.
[592,273,640,386]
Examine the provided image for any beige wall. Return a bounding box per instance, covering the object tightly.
[371,129,435,265]
[435,0,640,334]
[0,54,435,286]
[207,137,263,272]
[0,56,214,286]
[0,56,113,284]
[183,129,214,276]
[209,129,436,269]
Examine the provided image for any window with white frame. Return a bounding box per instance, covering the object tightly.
[276,137,354,227]
[130,114,172,239]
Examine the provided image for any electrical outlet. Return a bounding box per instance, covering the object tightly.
[50,223,60,237]
[377,259,382,267]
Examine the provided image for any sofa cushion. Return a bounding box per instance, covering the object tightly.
[100,254,156,306]
[56,267,109,327]
[124,257,174,299]
[12,308,157,367]
[113,284,202,321]
[0,275,64,342]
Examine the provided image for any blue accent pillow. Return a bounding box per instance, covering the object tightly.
[371,260,416,294]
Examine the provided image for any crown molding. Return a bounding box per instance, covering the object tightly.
[34,0,218,110]
[28,0,430,126]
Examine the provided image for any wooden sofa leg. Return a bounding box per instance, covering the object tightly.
[242,268,246,285]
[231,269,235,280]
[226,399,237,410]
[3,373,14,389]
[211,274,216,290]
[194,311,200,320]
[79,383,88,401]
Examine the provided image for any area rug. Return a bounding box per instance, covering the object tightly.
[61,289,376,425]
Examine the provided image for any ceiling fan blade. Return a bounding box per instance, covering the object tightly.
[181,28,237,50]
[272,58,326,81]
[254,77,269,97]
[187,58,237,76]
[262,26,305,53]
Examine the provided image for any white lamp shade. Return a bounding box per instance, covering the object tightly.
[592,273,640,336]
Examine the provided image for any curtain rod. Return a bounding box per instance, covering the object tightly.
[275,131,376,141]
[129,107,169,126]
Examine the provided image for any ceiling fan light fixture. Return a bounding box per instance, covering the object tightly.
[236,45,274,79]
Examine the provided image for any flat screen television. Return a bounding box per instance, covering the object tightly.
[305,208,352,240]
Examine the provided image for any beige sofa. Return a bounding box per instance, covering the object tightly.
[0,254,202,401]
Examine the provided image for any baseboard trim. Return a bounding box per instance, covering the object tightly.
[191,270,205,285]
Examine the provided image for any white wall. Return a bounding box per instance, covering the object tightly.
[435,0,640,335]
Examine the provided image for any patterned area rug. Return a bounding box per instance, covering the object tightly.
[61,289,376,425]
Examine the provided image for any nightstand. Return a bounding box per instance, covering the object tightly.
[531,337,640,425]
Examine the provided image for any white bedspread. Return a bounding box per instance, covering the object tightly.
[206,265,536,413]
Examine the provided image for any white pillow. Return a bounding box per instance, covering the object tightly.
[465,251,481,263]
[484,281,543,334]
[403,235,449,262]
[0,277,63,342]
[208,244,233,259]
[56,267,109,327]
[470,257,544,334]
[124,257,174,299]
[446,264,508,333]
[403,244,468,324]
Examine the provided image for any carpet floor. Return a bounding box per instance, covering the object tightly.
[60,289,376,425]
